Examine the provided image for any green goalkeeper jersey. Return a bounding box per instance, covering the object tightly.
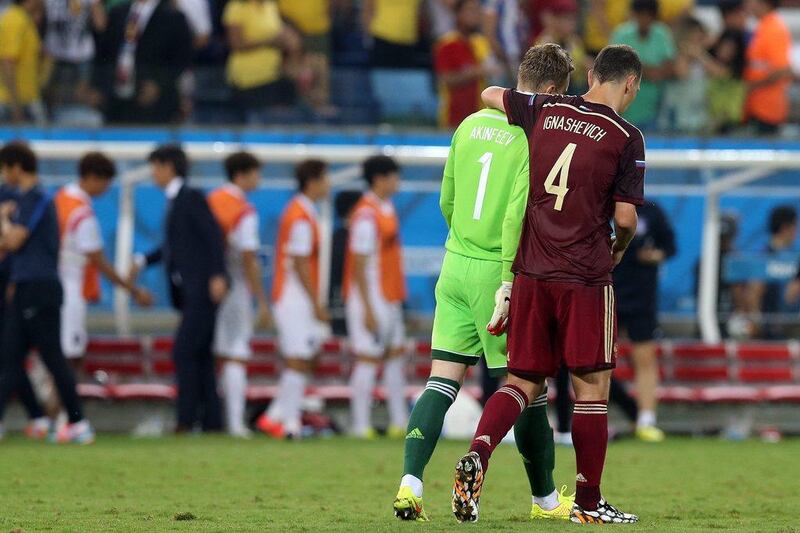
[440,108,529,282]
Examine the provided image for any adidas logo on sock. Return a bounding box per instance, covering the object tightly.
[576,473,588,483]
[476,435,491,446]
[406,428,425,440]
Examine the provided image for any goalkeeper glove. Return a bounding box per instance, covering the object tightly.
[487,281,512,336]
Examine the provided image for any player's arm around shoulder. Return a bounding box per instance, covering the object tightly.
[481,86,507,112]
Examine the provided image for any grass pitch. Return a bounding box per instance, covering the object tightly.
[0,434,798,532]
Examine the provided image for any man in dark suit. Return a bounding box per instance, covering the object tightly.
[132,145,228,432]
[92,0,193,124]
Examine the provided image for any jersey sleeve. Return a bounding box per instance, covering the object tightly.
[229,211,260,252]
[501,156,530,282]
[0,11,24,61]
[613,132,646,206]
[440,130,458,228]
[349,214,377,255]
[286,219,313,257]
[503,89,539,135]
[74,213,104,254]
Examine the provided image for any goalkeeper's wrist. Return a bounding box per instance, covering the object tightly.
[501,281,513,289]
[501,262,514,283]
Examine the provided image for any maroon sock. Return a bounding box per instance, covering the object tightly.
[469,384,529,471]
[572,400,608,511]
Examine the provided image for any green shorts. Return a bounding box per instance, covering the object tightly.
[431,252,508,377]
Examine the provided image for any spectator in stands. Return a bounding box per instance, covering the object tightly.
[223,0,301,123]
[661,16,728,133]
[434,0,493,128]
[363,0,423,68]
[0,142,95,444]
[55,152,152,369]
[534,0,587,94]
[279,0,334,115]
[207,152,270,438]
[131,145,228,433]
[744,0,793,135]
[175,0,212,49]
[613,201,676,442]
[708,1,748,133]
[93,0,193,123]
[749,205,798,339]
[610,0,675,129]
[346,155,408,439]
[428,0,456,40]
[583,0,628,56]
[0,141,49,441]
[43,0,106,125]
[0,0,46,124]
[483,0,527,84]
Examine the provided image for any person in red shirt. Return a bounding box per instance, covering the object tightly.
[434,0,493,128]
[451,44,645,525]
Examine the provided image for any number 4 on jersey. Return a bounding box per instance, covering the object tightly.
[544,143,576,211]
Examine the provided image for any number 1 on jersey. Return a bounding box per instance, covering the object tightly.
[544,143,576,211]
[473,152,493,220]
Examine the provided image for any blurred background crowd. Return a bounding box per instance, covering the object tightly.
[0,0,798,133]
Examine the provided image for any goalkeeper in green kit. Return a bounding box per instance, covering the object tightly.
[393,44,576,522]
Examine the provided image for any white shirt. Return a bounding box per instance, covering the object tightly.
[278,194,318,303]
[164,177,184,200]
[175,0,211,38]
[221,184,260,284]
[59,183,103,290]
[45,0,97,63]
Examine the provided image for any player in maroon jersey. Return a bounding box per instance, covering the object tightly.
[451,45,644,525]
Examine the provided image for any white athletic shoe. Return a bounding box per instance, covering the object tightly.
[554,431,573,446]
[229,426,252,439]
[53,419,95,445]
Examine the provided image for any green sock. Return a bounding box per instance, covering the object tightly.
[514,390,556,498]
[402,377,460,480]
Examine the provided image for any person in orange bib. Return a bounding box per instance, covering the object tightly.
[345,155,408,439]
[256,159,330,439]
[55,152,152,367]
[207,151,270,438]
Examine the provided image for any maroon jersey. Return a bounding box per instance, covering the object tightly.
[504,90,646,285]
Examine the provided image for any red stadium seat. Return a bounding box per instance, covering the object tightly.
[673,366,729,381]
[657,386,699,403]
[86,338,142,353]
[738,367,793,383]
[737,344,792,361]
[672,343,727,359]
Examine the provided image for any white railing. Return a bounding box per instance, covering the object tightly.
[31,141,800,342]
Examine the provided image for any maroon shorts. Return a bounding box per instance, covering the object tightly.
[507,275,617,379]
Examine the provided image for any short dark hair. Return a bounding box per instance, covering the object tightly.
[631,0,659,16]
[224,151,260,182]
[295,158,327,192]
[760,0,780,8]
[0,141,37,173]
[79,151,116,180]
[592,45,643,83]
[769,205,797,235]
[518,43,574,92]
[148,144,188,177]
[363,155,399,186]
[454,0,478,13]
[719,0,744,16]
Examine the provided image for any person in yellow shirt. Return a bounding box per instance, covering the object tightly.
[223,0,302,123]
[363,0,423,68]
[278,0,332,112]
[583,0,694,55]
[535,0,588,93]
[0,0,46,124]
